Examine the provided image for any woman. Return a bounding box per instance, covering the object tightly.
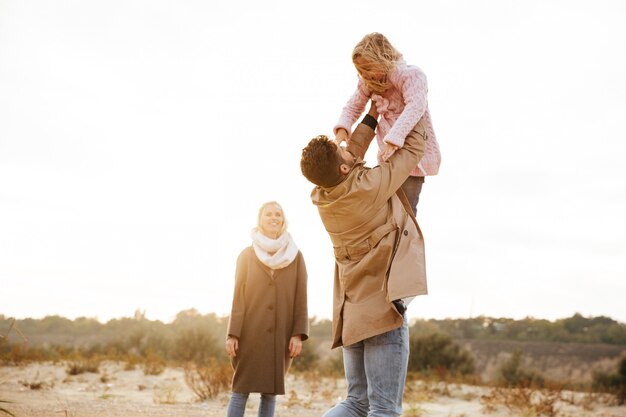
[225,201,309,417]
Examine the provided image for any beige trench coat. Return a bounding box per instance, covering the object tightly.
[227,248,309,394]
[311,119,428,348]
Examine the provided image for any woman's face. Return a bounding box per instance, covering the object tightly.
[259,204,284,238]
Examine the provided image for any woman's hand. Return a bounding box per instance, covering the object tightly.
[289,335,302,358]
[225,336,239,358]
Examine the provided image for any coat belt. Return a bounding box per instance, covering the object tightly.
[333,222,397,261]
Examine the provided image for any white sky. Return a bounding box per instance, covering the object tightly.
[1,0,625,324]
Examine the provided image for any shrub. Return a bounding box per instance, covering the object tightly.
[408,332,475,376]
[480,387,560,416]
[184,358,233,401]
[498,350,545,388]
[66,360,100,375]
[592,356,626,405]
[143,350,166,376]
[318,349,344,377]
[172,329,220,364]
[291,340,319,372]
[1,343,44,365]
[153,382,182,404]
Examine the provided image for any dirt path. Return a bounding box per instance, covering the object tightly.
[1,362,625,417]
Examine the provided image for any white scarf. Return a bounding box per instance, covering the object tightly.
[250,228,299,270]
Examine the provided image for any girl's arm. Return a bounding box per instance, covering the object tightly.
[383,66,428,148]
[334,80,370,143]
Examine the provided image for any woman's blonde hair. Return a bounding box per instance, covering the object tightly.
[352,32,403,94]
[257,201,287,236]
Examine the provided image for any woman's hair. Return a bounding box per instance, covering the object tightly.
[257,201,287,235]
[300,135,345,188]
[352,32,403,94]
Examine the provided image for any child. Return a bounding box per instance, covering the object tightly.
[334,32,441,214]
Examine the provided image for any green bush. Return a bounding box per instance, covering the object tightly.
[290,340,319,372]
[592,356,626,405]
[184,358,232,401]
[498,350,545,388]
[319,349,344,377]
[408,332,475,376]
[172,329,220,365]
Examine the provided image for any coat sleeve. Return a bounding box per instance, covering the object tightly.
[334,80,370,138]
[382,66,428,148]
[367,119,428,207]
[226,249,248,339]
[346,121,377,161]
[291,252,309,341]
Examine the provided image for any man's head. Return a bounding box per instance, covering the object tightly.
[301,135,356,188]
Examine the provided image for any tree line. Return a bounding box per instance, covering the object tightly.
[2,311,625,348]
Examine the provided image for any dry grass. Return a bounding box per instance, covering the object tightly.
[480,387,561,416]
[18,371,54,390]
[183,359,232,401]
[153,382,183,404]
[0,400,16,417]
[66,360,100,375]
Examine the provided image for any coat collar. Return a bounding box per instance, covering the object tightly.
[310,159,366,207]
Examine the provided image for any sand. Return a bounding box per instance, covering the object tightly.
[1,362,624,417]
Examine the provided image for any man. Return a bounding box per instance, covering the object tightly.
[300,103,428,417]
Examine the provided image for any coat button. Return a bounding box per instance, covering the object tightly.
[268,305,274,310]
[267,328,273,333]
[403,230,408,236]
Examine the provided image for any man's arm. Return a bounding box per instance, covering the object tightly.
[346,102,379,160]
[370,118,428,206]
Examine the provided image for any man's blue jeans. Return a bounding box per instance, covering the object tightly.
[226,392,276,417]
[323,316,409,417]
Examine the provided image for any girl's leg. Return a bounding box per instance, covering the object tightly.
[258,393,277,417]
[400,176,425,215]
[227,392,249,417]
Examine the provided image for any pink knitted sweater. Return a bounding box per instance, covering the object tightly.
[335,62,441,177]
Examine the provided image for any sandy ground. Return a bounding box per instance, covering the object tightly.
[0,362,625,417]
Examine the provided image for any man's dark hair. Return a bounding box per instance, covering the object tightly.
[301,135,344,187]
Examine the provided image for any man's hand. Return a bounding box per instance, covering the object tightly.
[225,336,238,358]
[381,143,398,161]
[367,100,379,118]
[289,335,302,358]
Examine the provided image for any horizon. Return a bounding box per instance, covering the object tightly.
[3,310,625,327]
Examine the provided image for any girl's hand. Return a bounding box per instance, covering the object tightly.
[381,143,398,161]
[289,335,302,358]
[225,336,238,358]
[335,129,349,146]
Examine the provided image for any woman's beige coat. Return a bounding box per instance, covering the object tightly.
[310,119,428,348]
[227,248,309,395]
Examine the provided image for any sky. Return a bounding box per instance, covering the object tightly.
[1,0,625,325]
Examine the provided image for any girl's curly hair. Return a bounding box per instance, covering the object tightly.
[352,32,403,94]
